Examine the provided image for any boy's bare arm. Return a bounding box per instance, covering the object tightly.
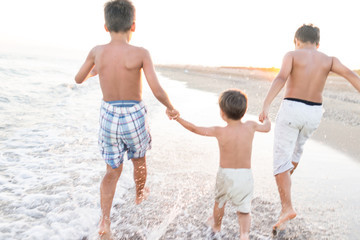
[75,47,96,84]
[252,117,271,133]
[142,49,175,110]
[331,57,360,92]
[259,52,293,122]
[176,117,217,137]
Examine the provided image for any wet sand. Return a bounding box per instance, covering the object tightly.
[155,65,360,161]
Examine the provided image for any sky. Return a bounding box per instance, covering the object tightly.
[0,0,359,68]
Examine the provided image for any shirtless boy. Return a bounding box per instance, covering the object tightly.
[259,24,360,233]
[176,89,271,240]
[75,0,178,238]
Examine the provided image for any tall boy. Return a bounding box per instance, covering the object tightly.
[176,89,271,240]
[75,0,178,237]
[259,24,360,233]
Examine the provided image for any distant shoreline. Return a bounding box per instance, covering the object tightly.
[156,64,360,77]
[155,64,360,161]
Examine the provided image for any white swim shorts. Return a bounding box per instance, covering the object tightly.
[273,99,324,175]
[215,167,253,213]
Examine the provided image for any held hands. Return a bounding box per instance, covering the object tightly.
[259,106,269,123]
[166,108,180,120]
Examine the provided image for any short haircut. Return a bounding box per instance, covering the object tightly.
[219,89,248,120]
[104,0,135,33]
[294,24,320,45]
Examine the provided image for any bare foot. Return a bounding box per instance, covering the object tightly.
[98,217,112,240]
[240,234,249,240]
[206,216,220,233]
[272,209,297,235]
[135,187,150,205]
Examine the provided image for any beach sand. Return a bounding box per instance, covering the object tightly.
[155,65,360,161]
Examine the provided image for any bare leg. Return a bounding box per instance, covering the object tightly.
[273,170,297,231]
[99,164,123,239]
[290,162,298,175]
[237,212,250,240]
[132,156,149,204]
[206,201,226,232]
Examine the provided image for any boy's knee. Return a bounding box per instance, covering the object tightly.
[132,157,146,168]
[132,156,146,163]
[105,164,122,177]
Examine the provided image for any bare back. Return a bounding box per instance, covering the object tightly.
[93,42,146,102]
[216,122,256,169]
[285,49,333,102]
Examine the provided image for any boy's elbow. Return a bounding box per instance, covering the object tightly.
[263,121,272,132]
[74,75,83,84]
[154,91,162,99]
[154,90,167,101]
[266,125,271,132]
[274,77,287,86]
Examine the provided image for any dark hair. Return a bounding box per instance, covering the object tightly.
[294,24,320,45]
[104,0,135,33]
[219,89,247,120]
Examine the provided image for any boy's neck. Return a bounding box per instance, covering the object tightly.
[109,31,132,43]
[296,42,317,50]
[225,118,242,125]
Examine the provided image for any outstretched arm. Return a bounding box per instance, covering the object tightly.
[331,57,360,92]
[75,47,96,84]
[259,52,293,122]
[253,117,271,133]
[142,48,176,111]
[176,117,217,137]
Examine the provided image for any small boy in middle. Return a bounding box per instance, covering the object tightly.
[175,89,271,240]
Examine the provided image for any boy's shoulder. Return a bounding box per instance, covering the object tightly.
[242,120,263,132]
[88,44,106,55]
[123,44,151,60]
[292,48,331,58]
[242,120,257,128]
[225,121,257,132]
[92,43,148,53]
[89,44,151,62]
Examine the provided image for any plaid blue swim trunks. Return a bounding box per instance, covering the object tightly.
[98,100,152,169]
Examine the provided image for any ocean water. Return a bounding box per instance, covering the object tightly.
[1,49,360,240]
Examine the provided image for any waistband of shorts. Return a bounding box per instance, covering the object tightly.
[284,97,322,106]
[107,100,140,107]
[101,99,145,114]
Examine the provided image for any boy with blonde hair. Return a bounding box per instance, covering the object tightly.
[176,89,271,240]
[75,0,178,238]
[259,24,360,234]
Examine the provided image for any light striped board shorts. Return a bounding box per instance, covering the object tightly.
[98,100,151,169]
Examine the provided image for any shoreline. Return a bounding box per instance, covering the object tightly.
[155,64,360,161]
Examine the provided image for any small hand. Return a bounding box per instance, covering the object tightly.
[259,107,269,123]
[166,108,180,120]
